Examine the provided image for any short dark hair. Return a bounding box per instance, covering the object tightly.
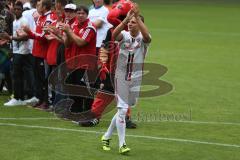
[14,1,23,9]
[42,0,52,10]
[77,5,89,15]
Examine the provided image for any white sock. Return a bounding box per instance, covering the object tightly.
[104,113,117,139]
[116,108,128,148]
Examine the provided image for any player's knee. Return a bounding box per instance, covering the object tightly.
[117,108,128,121]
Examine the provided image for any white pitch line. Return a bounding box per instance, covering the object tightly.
[0,122,240,149]
[102,119,240,126]
[0,117,240,126]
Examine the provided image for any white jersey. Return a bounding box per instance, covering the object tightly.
[115,31,150,108]
[115,30,150,81]
[23,8,38,52]
[88,6,112,48]
[12,16,30,54]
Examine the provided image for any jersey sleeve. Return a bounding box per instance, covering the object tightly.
[81,28,96,44]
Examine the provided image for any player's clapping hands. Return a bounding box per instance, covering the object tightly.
[124,3,140,23]
[132,3,140,17]
[125,9,135,22]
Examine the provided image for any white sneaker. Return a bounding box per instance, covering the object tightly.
[4,98,26,106]
[3,86,8,91]
[24,96,39,105]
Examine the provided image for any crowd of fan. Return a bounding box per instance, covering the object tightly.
[0,0,139,128]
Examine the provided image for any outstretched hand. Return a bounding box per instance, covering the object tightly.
[132,3,140,17]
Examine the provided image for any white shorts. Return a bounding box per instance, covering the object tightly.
[115,77,142,109]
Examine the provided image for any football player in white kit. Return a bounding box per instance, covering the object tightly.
[101,3,151,154]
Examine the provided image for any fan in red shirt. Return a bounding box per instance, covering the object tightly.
[59,4,97,70]
[45,0,67,66]
[23,0,57,109]
[37,0,68,110]
[24,1,57,59]
[58,5,97,113]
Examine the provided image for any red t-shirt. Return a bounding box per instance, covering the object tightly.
[46,12,65,65]
[46,39,60,65]
[28,11,57,58]
[64,17,78,66]
[65,19,97,70]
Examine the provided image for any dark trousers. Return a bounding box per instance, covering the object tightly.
[33,57,46,103]
[53,44,66,106]
[12,54,34,100]
[46,65,56,104]
[23,54,35,98]
[53,44,94,112]
[66,69,93,113]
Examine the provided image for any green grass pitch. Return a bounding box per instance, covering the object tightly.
[0,0,240,159]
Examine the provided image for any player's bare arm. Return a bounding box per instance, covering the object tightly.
[113,10,134,41]
[133,4,151,43]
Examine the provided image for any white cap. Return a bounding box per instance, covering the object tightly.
[64,4,77,10]
[23,2,31,10]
